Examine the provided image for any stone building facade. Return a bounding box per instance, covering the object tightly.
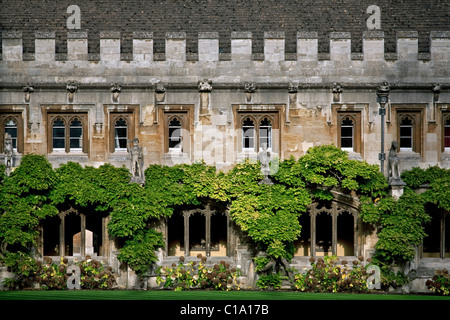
[0,1,449,290]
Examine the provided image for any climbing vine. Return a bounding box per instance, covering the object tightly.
[0,147,449,290]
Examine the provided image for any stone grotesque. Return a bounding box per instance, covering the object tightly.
[110,83,121,102]
[433,83,442,101]
[23,83,34,102]
[154,82,166,93]
[244,82,256,93]
[257,143,273,185]
[128,138,145,184]
[66,80,78,102]
[332,82,343,102]
[197,78,213,92]
[4,133,13,176]
[288,82,299,93]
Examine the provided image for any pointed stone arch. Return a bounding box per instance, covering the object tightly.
[165,202,232,258]
[302,191,360,257]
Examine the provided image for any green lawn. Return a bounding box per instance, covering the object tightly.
[0,290,449,300]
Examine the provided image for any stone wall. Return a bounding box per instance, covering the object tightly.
[1,30,449,172]
[0,27,449,292]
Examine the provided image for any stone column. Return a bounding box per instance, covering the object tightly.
[184,212,190,256]
[59,214,65,257]
[81,214,86,257]
[310,210,316,257]
[205,213,211,257]
[332,212,337,256]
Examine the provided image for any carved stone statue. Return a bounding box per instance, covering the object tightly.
[128,137,145,184]
[388,140,400,180]
[257,143,273,185]
[4,133,13,176]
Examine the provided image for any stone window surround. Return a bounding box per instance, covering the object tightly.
[232,104,282,158]
[159,105,195,156]
[392,104,425,156]
[331,104,365,157]
[0,107,25,154]
[43,106,89,155]
[441,110,450,153]
[104,105,139,155]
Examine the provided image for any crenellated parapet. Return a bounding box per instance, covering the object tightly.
[2,30,450,63]
[1,30,449,86]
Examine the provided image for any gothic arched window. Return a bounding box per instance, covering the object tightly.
[4,118,18,150]
[114,117,128,151]
[340,116,354,151]
[444,116,450,151]
[259,117,272,150]
[69,118,83,151]
[52,118,66,150]
[168,117,182,151]
[49,113,87,153]
[399,116,413,151]
[242,117,255,150]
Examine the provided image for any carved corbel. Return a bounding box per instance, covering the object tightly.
[332,82,343,102]
[23,83,34,102]
[198,78,213,112]
[430,83,442,123]
[111,83,121,103]
[154,82,166,103]
[287,82,299,124]
[433,83,442,102]
[244,82,256,102]
[66,81,78,103]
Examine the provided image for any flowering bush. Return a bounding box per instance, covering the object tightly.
[426,269,450,295]
[293,256,373,293]
[156,254,241,291]
[36,256,117,290]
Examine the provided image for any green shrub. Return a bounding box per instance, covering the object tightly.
[156,255,240,291]
[256,273,287,290]
[426,269,450,295]
[35,256,117,290]
[293,256,372,293]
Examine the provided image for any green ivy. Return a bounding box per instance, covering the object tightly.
[1,147,449,288]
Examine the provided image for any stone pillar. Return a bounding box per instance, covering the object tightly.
[184,212,189,256]
[390,179,406,200]
[205,213,211,257]
[332,213,337,255]
[310,211,316,257]
[80,214,86,257]
[59,214,65,257]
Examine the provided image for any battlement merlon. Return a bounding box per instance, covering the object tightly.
[1,30,450,63]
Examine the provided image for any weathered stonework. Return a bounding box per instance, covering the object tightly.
[0,27,449,290]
